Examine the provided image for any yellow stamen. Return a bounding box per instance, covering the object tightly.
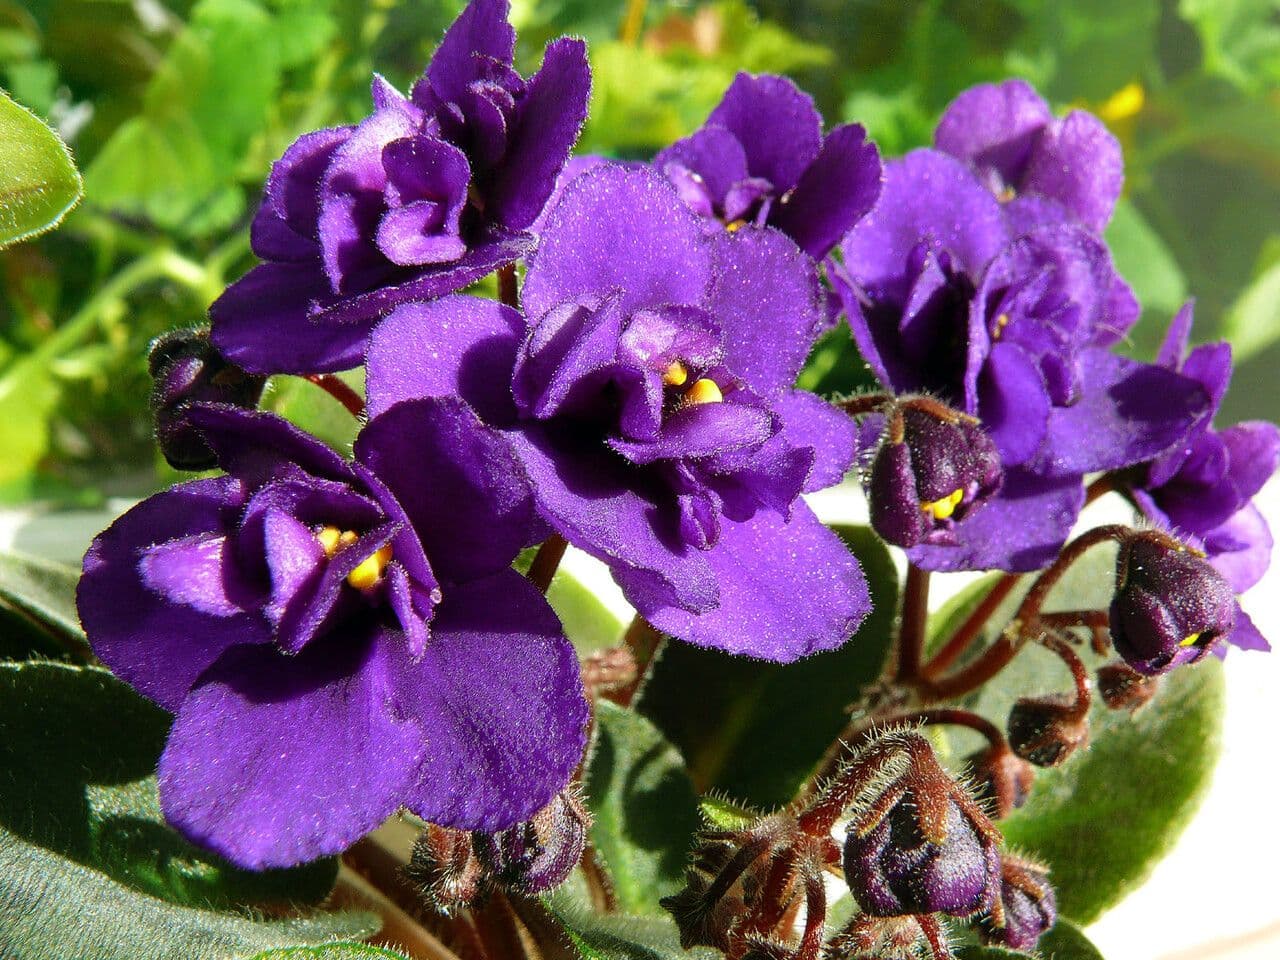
[1180,632,1202,648]
[663,360,689,387]
[993,313,1011,340]
[996,185,1017,203]
[725,219,747,233]
[347,544,393,592]
[317,526,342,557]
[921,488,964,521]
[1099,82,1145,123]
[685,378,723,405]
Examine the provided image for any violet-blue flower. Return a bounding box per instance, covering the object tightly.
[210,0,590,375]
[366,164,869,662]
[654,72,882,260]
[77,402,587,869]
[835,148,1211,571]
[934,78,1123,233]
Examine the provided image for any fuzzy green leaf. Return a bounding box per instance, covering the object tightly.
[585,701,701,915]
[0,549,89,658]
[542,890,718,960]
[0,90,81,249]
[246,946,410,960]
[956,918,1104,959]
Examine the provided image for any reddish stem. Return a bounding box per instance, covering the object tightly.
[906,707,1007,747]
[922,573,1021,678]
[305,373,365,418]
[895,565,930,683]
[838,392,893,417]
[611,616,663,707]
[497,263,519,309]
[525,534,567,594]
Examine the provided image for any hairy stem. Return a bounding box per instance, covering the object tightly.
[895,565,930,683]
[838,392,893,417]
[525,535,568,594]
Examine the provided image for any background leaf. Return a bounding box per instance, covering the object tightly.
[0,549,87,653]
[955,918,1105,959]
[541,890,718,960]
[639,525,897,807]
[0,90,82,248]
[245,945,411,960]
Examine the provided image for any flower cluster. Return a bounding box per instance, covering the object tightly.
[77,2,1274,921]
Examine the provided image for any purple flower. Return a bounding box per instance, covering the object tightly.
[77,403,587,869]
[934,78,1123,233]
[836,149,1210,571]
[653,73,882,261]
[366,164,869,662]
[210,0,590,375]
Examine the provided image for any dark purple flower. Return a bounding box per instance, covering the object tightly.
[210,0,590,375]
[1133,304,1279,620]
[837,149,1210,571]
[1110,530,1238,675]
[77,403,587,868]
[471,788,590,895]
[366,164,868,662]
[978,856,1057,952]
[935,78,1122,232]
[654,72,881,260]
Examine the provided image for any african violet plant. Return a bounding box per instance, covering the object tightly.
[1,1,1276,959]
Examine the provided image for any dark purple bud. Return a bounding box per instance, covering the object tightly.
[471,789,590,896]
[148,327,266,470]
[1097,661,1160,712]
[978,856,1057,952]
[866,399,1002,549]
[842,734,1002,918]
[1007,694,1089,767]
[965,745,1035,819]
[1110,531,1236,675]
[407,824,484,913]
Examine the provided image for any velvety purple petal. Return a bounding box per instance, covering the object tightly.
[707,228,825,396]
[1023,110,1123,231]
[706,73,822,192]
[159,630,425,868]
[773,389,856,491]
[186,405,354,488]
[488,37,591,231]
[1207,504,1274,593]
[138,533,253,617]
[528,154,611,236]
[934,79,1051,187]
[655,125,751,210]
[1034,352,1210,476]
[908,468,1085,572]
[1097,273,1140,346]
[209,262,367,375]
[396,569,587,831]
[512,297,625,420]
[609,400,775,465]
[1222,421,1280,500]
[508,424,717,613]
[420,0,516,107]
[251,202,316,262]
[771,123,882,260]
[841,150,1007,301]
[830,263,906,390]
[77,478,269,712]
[1157,301,1196,369]
[377,206,467,266]
[266,126,352,238]
[1180,341,1232,411]
[260,508,325,626]
[522,164,714,320]
[365,295,523,424]
[624,502,869,662]
[356,397,535,583]
[976,341,1050,467]
[1228,604,1270,652]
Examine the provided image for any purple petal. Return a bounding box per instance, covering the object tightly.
[159,630,426,868]
[841,150,1007,302]
[655,125,751,211]
[138,533,254,618]
[1207,504,1274,593]
[266,126,352,238]
[508,423,717,613]
[77,478,269,712]
[488,37,591,231]
[773,389,856,491]
[1222,421,1280,500]
[260,507,325,625]
[1023,110,1123,232]
[512,297,626,420]
[522,164,714,320]
[623,502,869,662]
[365,295,524,424]
[706,73,822,192]
[609,400,775,465]
[251,202,316,262]
[419,0,516,107]
[976,341,1051,467]
[934,79,1051,188]
[355,397,535,583]
[209,262,368,375]
[707,228,825,396]
[771,123,882,260]
[1157,301,1196,369]
[908,468,1085,572]
[1227,604,1270,653]
[1034,352,1210,476]
[396,569,588,831]
[186,405,354,488]
[1180,341,1232,410]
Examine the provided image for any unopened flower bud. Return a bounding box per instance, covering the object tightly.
[1097,661,1160,712]
[866,400,1002,549]
[824,915,943,960]
[842,733,1001,918]
[978,856,1057,952]
[407,824,484,913]
[965,745,1035,819]
[148,327,265,470]
[471,789,590,896]
[1110,531,1236,676]
[1007,694,1088,767]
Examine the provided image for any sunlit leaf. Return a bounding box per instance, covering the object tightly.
[0,90,81,249]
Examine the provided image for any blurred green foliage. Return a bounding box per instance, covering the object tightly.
[1,0,1278,506]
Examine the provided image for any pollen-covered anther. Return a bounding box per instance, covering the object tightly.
[663,360,690,387]
[317,526,359,558]
[684,378,723,405]
[1180,631,1202,648]
[922,488,964,520]
[725,219,747,233]
[992,312,1011,339]
[348,544,394,591]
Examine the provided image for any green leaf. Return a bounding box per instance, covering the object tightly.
[0,829,376,960]
[263,373,362,455]
[542,890,718,960]
[1221,252,1280,363]
[0,90,82,249]
[585,701,701,916]
[246,946,411,960]
[547,569,624,654]
[0,661,339,909]
[0,549,87,651]
[1105,198,1187,350]
[956,918,1104,960]
[639,525,897,807]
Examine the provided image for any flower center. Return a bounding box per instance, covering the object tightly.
[921,488,964,521]
[1180,632,1203,648]
[684,378,723,406]
[992,312,1011,340]
[316,525,394,591]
